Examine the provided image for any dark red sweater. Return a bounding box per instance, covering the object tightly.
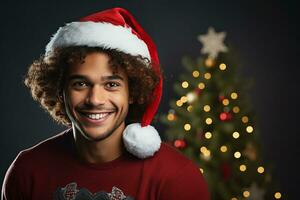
[2,129,210,200]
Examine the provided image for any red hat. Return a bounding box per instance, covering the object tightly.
[46,8,162,159]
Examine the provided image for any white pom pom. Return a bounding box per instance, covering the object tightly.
[123,123,161,159]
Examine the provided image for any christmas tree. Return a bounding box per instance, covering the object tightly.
[160,27,281,200]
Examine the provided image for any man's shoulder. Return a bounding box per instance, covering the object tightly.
[143,143,210,199]
[156,143,193,164]
[15,129,72,166]
[145,142,199,175]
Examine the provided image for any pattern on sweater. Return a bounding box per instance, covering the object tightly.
[53,182,134,200]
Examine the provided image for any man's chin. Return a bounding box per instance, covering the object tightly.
[76,126,114,142]
[84,133,111,142]
[72,119,125,142]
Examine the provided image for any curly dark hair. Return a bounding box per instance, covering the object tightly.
[24,46,160,125]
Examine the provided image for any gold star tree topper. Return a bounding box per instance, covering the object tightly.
[198,27,228,59]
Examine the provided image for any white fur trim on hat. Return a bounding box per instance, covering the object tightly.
[123,123,161,159]
[45,22,151,60]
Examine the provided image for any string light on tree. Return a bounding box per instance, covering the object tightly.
[187,105,193,112]
[199,168,204,174]
[203,105,211,112]
[167,113,175,121]
[220,145,228,153]
[257,166,265,174]
[231,92,238,99]
[182,81,189,88]
[205,117,213,125]
[243,191,250,198]
[176,100,183,107]
[200,146,208,153]
[234,151,241,159]
[222,98,230,106]
[205,57,215,67]
[186,91,197,103]
[205,132,212,139]
[204,72,211,80]
[242,116,249,123]
[174,139,186,149]
[220,112,227,121]
[184,123,191,131]
[180,96,188,103]
[219,112,232,121]
[219,63,227,70]
[233,106,240,113]
[192,70,200,78]
[167,109,176,121]
[232,131,240,139]
[200,146,211,160]
[274,192,282,199]
[239,164,247,172]
[246,125,254,133]
[198,82,205,89]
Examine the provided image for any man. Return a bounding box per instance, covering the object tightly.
[2,7,210,200]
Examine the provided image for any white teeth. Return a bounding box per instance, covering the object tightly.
[87,113,109,120]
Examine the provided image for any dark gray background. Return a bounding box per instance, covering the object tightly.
[1,0,298,199]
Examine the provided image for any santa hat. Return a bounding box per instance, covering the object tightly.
[46,7,163,159]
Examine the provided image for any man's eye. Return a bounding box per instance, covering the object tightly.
[106,82,120,88]
[72,82,88,88]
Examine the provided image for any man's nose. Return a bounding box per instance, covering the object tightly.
[85,85,107,106]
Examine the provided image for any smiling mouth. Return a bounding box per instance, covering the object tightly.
[78,111,114,121]
[86,113,110,120]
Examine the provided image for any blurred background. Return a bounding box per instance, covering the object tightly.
[1,0,299,199]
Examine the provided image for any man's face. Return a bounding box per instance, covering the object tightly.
[64,52,130,141]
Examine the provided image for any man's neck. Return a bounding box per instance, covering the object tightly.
[73,127,125,164]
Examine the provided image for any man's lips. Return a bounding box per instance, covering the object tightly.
[77,110,115,121]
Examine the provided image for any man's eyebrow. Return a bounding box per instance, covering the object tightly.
[67,75,87,81]
[67,74,124,81]
[101,75,124,81]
